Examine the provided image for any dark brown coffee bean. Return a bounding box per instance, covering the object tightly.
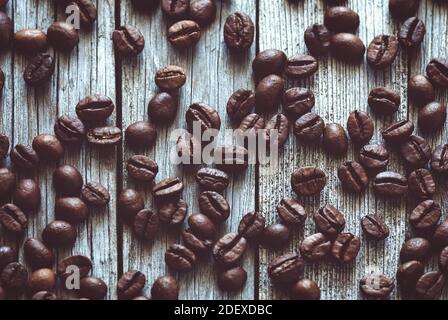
[367,35,399,69]
[276,198,306,227]
[381,119,414,144]
[10,144,39,172]
[268,253,304,285]
[337,161,369,193]
[410,200,441,232]
[176,131,201,165]
[330,33,365,62]
[426,58,448,88]
[291,166,326,196]
[282,88,315,120]
[42,220,77,248]
[57,255,92,280]
[182,228,214,256]
[27,268,57,294]
[361,214,390,241]
[263,113,289,149]
[439,247,448,274]
[299,233,331,261]
[359,144,390,174]
[32,134,64,162]
[151,276,179,300]
[153,177,183,201]
[76,95,115,123]
[0,12,13,48]
[293,112,325,143]
[399,135,431,169]
[188,213,216,240]
[31,291,57,300]
[213,233,247,267]
[324,6,360,32]
[285,54,318,79]
[47,22,79,52]
[195,168,229,192]
[188,0,216,26]
[165,244,197,272]
[53,165,83,197]
[24,239,54,270]
[252,49,287,80]
[415,271,446,300]
[155,65,186,91]
[314,204,345,237]
[331,232,361,263]
[373,171,408,197]
[158,199,187,227]
[13,29,48,53]
[291,278,321,300]
[1,262,28,292]
[13,179,40,212]
[79,277,107,300]
[148,92,178,123]
[127,155,158,182]
[224,12,254,52]
[255,74,285,113]
[55,197,89,224]
[54,115,86,144]
[238,212,266,241]
[400,237,431,262]
[226,88,255,122]
[87,126,122,146]
[418,102,446,133]
[66,0,97,26]
[125,121,156,149]
[168,20,201,48]
[198,191,230,223]
[323,123,348,155]
[408,75,435,106]
[433,220,448,249]
[81,182,110,207]
[408,169,436,199]
[399,17,426,48]
[112,25,144,56]
[262,224,290,248]
[218,267,247,292]
[24,53,55,86]
[304,24,330,56]
[368,87,400,115]
[346,110,374,145]
[0,203,27,235]
[389,0,419,20]
[431,144,448,174]
[161,0,189,19]
[237,113,265,141]
[214,145,248,173]
[0,168,15,201]
[117,189,144,221]
[360,274,394,299]
[0,133,9,160]
[186,103,221,133]
[0,245,16,272]
[117,270,146,300]
[397,260,424,293]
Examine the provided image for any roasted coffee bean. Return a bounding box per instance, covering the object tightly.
[252,49,287,80]
[76,95,114,123]
[291,166,326,196]
[400,237,431,262]
[359,144,389,174]
[282,88,315,120]
[218,267,247,292]
[53,165,83,197]
[299,233,331,261]
[23,53,55,86]
[182,228,213,256]
[23,238,53,270]
[87,126,122,146]
[54,115,86,144]
[408,169,436,199]
[238,113,265,139]
[268,253,304,284]
[0,203,27,235]
[293,112,325,143]
[263,113,289,148]
[148,92,178,123]
[331,232,361,263]
[276,198,306,227]
[330,33,365,62]
[399,135,431,169]
[42,221,77,248]
[0,168,15,201]
[367,35,399,69]
[66,0,97,26]
[151,276,179,300]
[186,103,221,133]
[155,65,186,91]
[397,260,424,293]
[439,246,448,274]
[28,268,56,294]
[57,255,92,280]
[55,197,89,224]
[79,277,107,300]
[168,20,201,48]
[304,24,330,56]
[213,233,247,267]
[176,131,201,165]
[346,110,374,145]
[198,191,230,223]
[410,200,441,232]
[389,0,419,20]
[81,182,110,207]
[0,245,16,271]
[0,262,28,292]
[285,54,318,79]
[399,17,426,48]
[117,270,146,300]
[31,291,57,300]
[118,189,144,221]
[214,145,248,173]
[0,12,12,48]
[431,144,448,174]
[195,168,229,192]
[161,0,189,19]
[0,133,9,159]
[337,161,369,193]
[418,102,446,133]
[226,88,255,122]
[13,179,40,212]
[360,274,394,299]
[189,0,216,25]
[323,123,348,155]
[47,22,79,52]
[368,87,400,115]
[415,271,446,300]
[14,29,47,53]
[373,171,408,197]
[291,278,321,300]
[408,75,435,106]
[10,144,39,172]
[112,25,144,56]
[158,199,187,227]
[433,220,448,248]
[255,74,285,113]
[262,224,290,248]
[165,244,197,272]
[238,212,266,241]
[224,12,254,52]
[32,134,64,162]
[188,213,216,240]
[153,177,183,201]
[426,58,448,88]
[127,155,158,182]
[381,119,414,144]
[324,6,360,32]
[125,121,156,149]
[361,214,390,241]
[314,205,345,237]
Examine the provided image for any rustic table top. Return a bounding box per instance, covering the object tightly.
[0,0,447,300]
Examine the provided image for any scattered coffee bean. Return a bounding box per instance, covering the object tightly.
[291,278,321,300]
[276,198,307,227]
[399,17,426,48]
[255,74,285,113]
[293,112,325,143]
[438,246,448,274]
[291,166,327,196]
[47,22,79,52]
[0,203,27,235]
[381,119,414,144]
[155,65,186,91]
[410,200,441,233]
[324,6,360,32]
[433,219,448,248]
[0,245,16,271]
[397,260,424,293]
[408,169,436,199]
[238,212,266,241]
[314,204,346,237]
[117,270,146,300]
[226,88,255,122]
[165,244,197,272]
[0,12,12,48]
[346,110,374,145]
[10,144,39,172]
[54,115,86,144]
[299,233,331,261]
[14,29,47,53]
[418,101,446,133]
[168,20,201,48]
[361,214,390,240]
[426,58,448,88]
[213,233,247,267]
[431,144,448,174]
[23,53,55,86]
[368,87,400,115]
[76,94,115,123]
[42,220,77,248]
[330,33,365,62]
[373,171,408,197]
[66,0,97,27]
[367,35,399,69]
[182,228,213,256]
[188,213,216,240]
[176,131,200,164]
[337,161,369,193]
[153,177,183,201]
[224,12,254,52]
[304,24,330,56]
[218,267,247,292]
[151,276,179,300]
[389,0,419,20]
[112,25,144,56]
[158,198,188,227]
[53,165,83,197]
[189,0,216,26]
[57,255,92,280]
[161,0,188,19]
[399,135,431,169]
[13,179,41,212]
[360,274,394,299]
[79,276,107,300]
[127,155,158,182]
[262,223,290,248]
[186,102,221,132]
[117,189,144,221]
[87,126,122,146]
[214,145,248,173]
[23,238,53,270]
[252,49,287,80]
[400,237,431,262]
[0,262,28,292]
[408,75,435,106]
[268,253,304,284]
[195,168,229,192]
[263,113,289,148]
[55,197,89,224]
[31,291,57,300]
[323,123,348,155]
[81,182,110,207]
[331,232,361,263]
[148,92,178,123]
[198,191,230,223]
[282,87,315,120]
[285,54,318,79]
[28,268,57,294]
[0,133,9,159]
[32,134,64,161]
[238,113,266,141]
[415,271,446,300]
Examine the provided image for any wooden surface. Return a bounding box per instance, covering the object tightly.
[0,0,447,300]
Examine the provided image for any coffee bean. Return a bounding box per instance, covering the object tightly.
[263,113,289,149]
[155,65,186,91]
[439,246,448,274]
[282,88,315,120]
[189,0,216,25]
[76,95,115,123]
[238,212,266,241]
[0,246,16,271]
[118,189,144,221]
[54,115,86,144]
[214,145,248,173]
[285,54,318,79]
[13,29,48,53]
[66,0,97,26]
[79,277,107,300]
[23,53,55,86]
[125,121,157,149]
[188,213,216,240]
[47,22,79,52]
[360,274,394,299]
[418,101,446,133]
[314,204,345,237]
[304,24,330,56]
[165,244,197,272]
[117,270,146,300]
[0,133,9,159]
[324,6,360,32]
[431,144,448,174]
[400,237,431,262]
[373,171,408,197]
[186,103,221,133]
[32,134,64,162]
[226,88,255,122]
[291,166,327,196]
[399,135,431,169]
[87,126,122,146]
[255,74,285,114]
[368,87,400,115]
[31,291,57,300]
[0,262,28,292]
[433,220,448,249]
[426,58,448,88]
[293,112,325,143]
[195,168,229,192]
[238,113,266,142]
[168,20,201,48]
[323,123,348,155]
[176,131,201,165]
[213,233,247,267]
[276,198,306,227]
[53,165,83,197]
[262,224,290,248]
[55,197,89,224]
[252,49,287,80]
[57,255,92,280]
[381,119,414,144]
[408,169,436,199]
[13,179,40,212]
[112,25,144,56]
[28,268,56,294]
[397,260,424,293]
[361,214,390,240]
[291,278,321,300]
[224,12,254,52]
[299,233,331,261]
[218,267,247,292]
[346,110,374,145]
[0,168,15,201]
[268,253,304,285]
[158,198,187,227]
[198,191,230,223]
[0,12,12,48]
[42,220,77,248]
[153,177,183,201]
[408,75,435,106]
[148,92,178,123]
[23,238,53,270]
[410,200,441,233]
[81,182,110,207]
[151,276,179,300]
[389,0,419,20]
[127,155,158,182]
[10,144,39,172]
[338,161,369,193]
[415,271,446,300]
[0,203,27,235]
[330,33,365,62]
[331,232,361,263]
[399,17,426,48]
[359,144,389,174]
[367,35,399,69]
[161,0,188,19]
[182,228,213,256]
